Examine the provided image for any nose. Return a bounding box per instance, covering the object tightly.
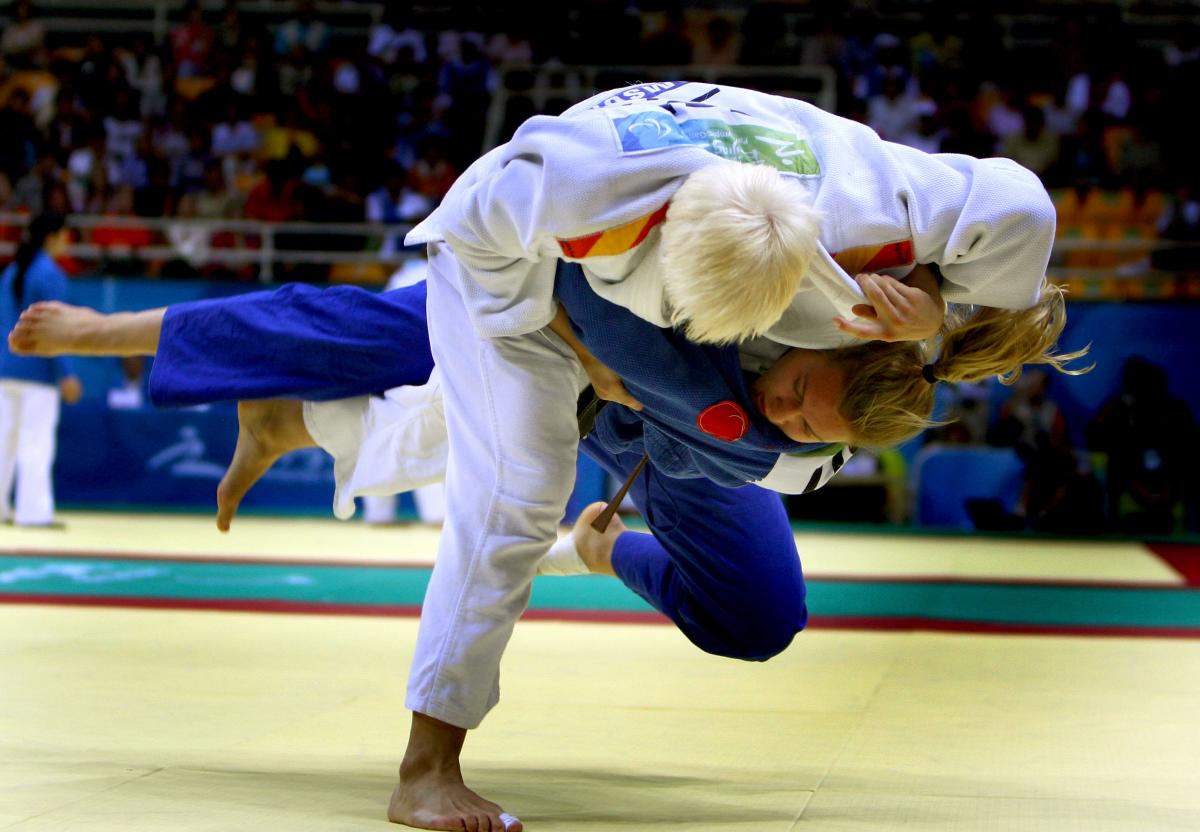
[768,395,802,423]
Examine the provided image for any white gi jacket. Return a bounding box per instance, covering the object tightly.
[408,81,1056,351]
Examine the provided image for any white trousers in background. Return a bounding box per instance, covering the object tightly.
[0,380,61,525]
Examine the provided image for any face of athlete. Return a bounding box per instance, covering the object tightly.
[751,349,852,445]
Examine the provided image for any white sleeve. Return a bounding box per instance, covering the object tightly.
[908,154,1055,310]
[437,153,562,338]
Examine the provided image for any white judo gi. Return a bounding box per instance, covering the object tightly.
[364,83,1055,729]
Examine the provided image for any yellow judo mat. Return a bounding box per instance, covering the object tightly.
[3,512,1200,831]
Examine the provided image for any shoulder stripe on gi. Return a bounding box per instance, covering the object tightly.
[831,239,915,274]
[558,203,670,259]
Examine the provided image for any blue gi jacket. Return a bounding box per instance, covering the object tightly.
[556,261,828,487]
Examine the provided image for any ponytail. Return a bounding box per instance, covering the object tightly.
[832,283,1092,449]
[11,213,66,303]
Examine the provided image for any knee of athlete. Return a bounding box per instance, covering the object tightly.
[701,599,809,663]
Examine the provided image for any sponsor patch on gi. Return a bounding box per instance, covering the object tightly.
[609,108,821,176]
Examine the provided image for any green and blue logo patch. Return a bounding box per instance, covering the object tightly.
[611,110,821,176]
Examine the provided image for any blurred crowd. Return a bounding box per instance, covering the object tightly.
[931,357,1197,536]
[0,0,1197,281]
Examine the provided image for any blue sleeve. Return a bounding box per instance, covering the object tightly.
[32,259,77,381]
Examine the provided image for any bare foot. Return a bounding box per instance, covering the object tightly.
[9,302,108,356]
[216,400,315,531]
[572,501,627,576]
[388,767,521,832]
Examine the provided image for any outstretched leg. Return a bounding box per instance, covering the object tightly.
[8,302,165,357]
[216,399,317,531]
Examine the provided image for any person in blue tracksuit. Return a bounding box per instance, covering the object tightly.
[0,214,83,526]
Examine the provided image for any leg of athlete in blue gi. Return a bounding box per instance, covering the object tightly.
[149,283,434,407]
[141,280,807,660]
[580,434,808,661]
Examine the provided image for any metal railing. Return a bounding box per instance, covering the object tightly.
[2,211,1198,285]
[3,0,383,42]
[0,213,415,281]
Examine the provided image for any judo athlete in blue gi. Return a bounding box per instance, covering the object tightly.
[0,213,83,526]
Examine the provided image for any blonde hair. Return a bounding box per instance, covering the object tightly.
[659,161,821,345]
[832,283,1092,449]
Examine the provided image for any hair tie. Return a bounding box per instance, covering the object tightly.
[921,364,939,384]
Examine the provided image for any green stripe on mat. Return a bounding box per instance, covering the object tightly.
[2,556,1200,629]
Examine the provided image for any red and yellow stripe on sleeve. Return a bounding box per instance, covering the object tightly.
[557,203,670,259]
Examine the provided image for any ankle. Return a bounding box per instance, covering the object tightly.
[398,754,460,782]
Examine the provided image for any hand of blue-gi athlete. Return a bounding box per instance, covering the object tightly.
[549,303,644,412]
[833,269,946,343]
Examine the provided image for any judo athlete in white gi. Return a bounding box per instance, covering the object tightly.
[386,81,1066,831]
[10,83,1087,830]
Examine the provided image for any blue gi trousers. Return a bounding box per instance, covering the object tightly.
[149,282,808,661]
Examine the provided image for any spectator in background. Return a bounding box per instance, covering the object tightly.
[10,153,59,214]
[1049,110,1111,188]
[366,161,429,225]
[170,1,215,79]
[91,185,154,275]
[931,381,990,445]
[230,32,264,99]
[0,88,37,185]
[910,15,964,78]
[987,369,1104,533]
[1152,179,1200,272]
[44,90,84,166]
[119,36,167,119]
[369,7,428,66]
[1114,119,1167,188]
[216,0,245,55]
[102,88,145,187]
[1,0,46,69]
[1001,105,1061,178]
[0,213,83,527]
[983,86,1025,143]
[132,139,174,218]
[1066,59,1132,124]
[261,103,319,160]
[75,35,115,113]
[897,100,943,154]
[275,0,330,59]
[1088,357,1197,535]
[65,127,107,213]
[692,14,739,66]
[180,159,243,221]
[211,102,260,161]
[867,71,919,142]
[245,157,306,223]
[407,138,457,206]
[641,6,694,65]
[438,39,493,168]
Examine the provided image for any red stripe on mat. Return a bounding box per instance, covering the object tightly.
[1147,544,1200,587]
[4,593,1200,638]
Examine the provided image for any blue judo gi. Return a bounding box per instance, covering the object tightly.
[148,274,812,660]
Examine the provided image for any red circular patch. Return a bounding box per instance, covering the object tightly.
[697,400,749,443]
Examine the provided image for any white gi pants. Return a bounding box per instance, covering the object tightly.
[0,380,61,525]
[386,242,585,728]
